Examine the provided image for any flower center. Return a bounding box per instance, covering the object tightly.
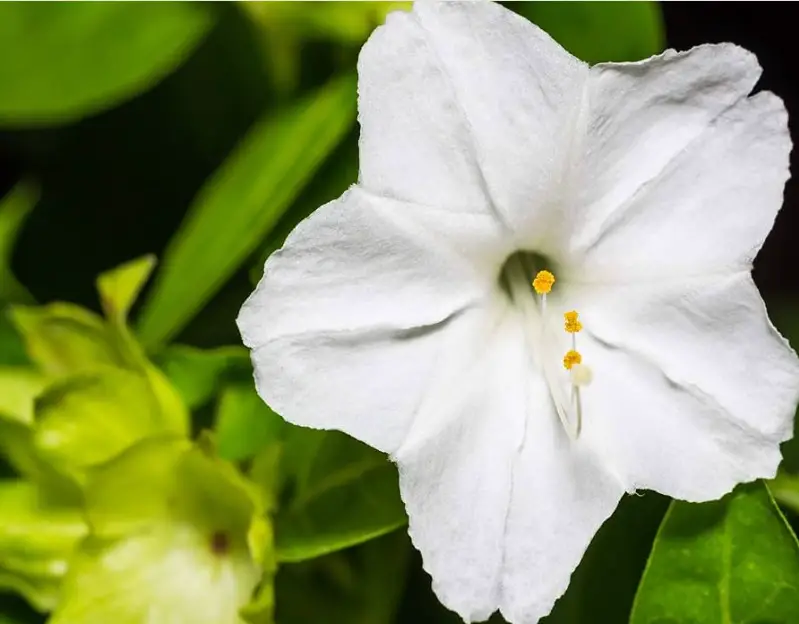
[502,255,591,440]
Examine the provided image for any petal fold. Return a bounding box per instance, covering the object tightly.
[570,43,766,268]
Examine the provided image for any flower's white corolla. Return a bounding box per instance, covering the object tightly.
[238,2,799,622]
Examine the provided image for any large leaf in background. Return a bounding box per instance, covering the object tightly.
[137,74,357,350]
[0,3,214,125]
[273,429,406,563]
[155,345,250,410]
[507,1,664,63]
[276,530,410,624]
[0,480,86,612]
[631,482,799,624]
[0,183,38,304]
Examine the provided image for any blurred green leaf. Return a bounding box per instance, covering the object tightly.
[33,367,186,479]
[274,429,406,563]
[9,304,120,378]
[0,3,214,125]
[137,73,357,349]
[275,530,410,624]
[243,2,410,45]
[96,255,156,323]
[215,383,284,462]
[0,480,86,612]
[0,183,38,304]
[630,481,799,624]
[0,367,45,425]
[52,438,264,624]
[507,1,664,63]
[155,344,250,410]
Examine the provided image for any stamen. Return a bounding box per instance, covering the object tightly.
[532,270,555,295]
[564,310,582,333]
[563,349,582,370]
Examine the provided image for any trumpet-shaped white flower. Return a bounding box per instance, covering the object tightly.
[238,2,799,622]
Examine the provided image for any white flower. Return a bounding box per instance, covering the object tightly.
[238,2,799,622]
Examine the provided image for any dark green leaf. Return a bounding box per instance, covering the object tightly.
[275,429,406,562]
[507,1,664,63]
[630,481,799,624]
[0,183,38,304]
[276,530,410,624]
[0,3,214,125]
[137,74,357,349]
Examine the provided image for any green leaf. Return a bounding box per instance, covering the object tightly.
[0,3,214,125]
[51,438,265,624]
[0,367,46,424]
[0,309,29,367]
[154,344,250,410]
[244,2,410,45]
[137,73,357,349]
[769,471,799,517]
[9,304,121,378]
[0,480,86,612]
[0,182,38,304]
[95,255,156,323]
[274,429,406,563]
[630,481,799,624]
[215,383,284,462]
[507,1,664,63]
[33,367,186,479]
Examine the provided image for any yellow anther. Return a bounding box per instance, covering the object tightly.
[563,350,582,370]
[564,310,583,333]
[532,270,555,295]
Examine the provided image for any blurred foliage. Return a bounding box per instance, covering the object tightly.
[2,2,792,624]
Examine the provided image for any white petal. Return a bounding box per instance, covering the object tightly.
[565,272,799,501]
[239,185,506,345]
[500,374,623,624]
[394,308,527,622]
[358,1,587,240]
[570,44,766,265]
